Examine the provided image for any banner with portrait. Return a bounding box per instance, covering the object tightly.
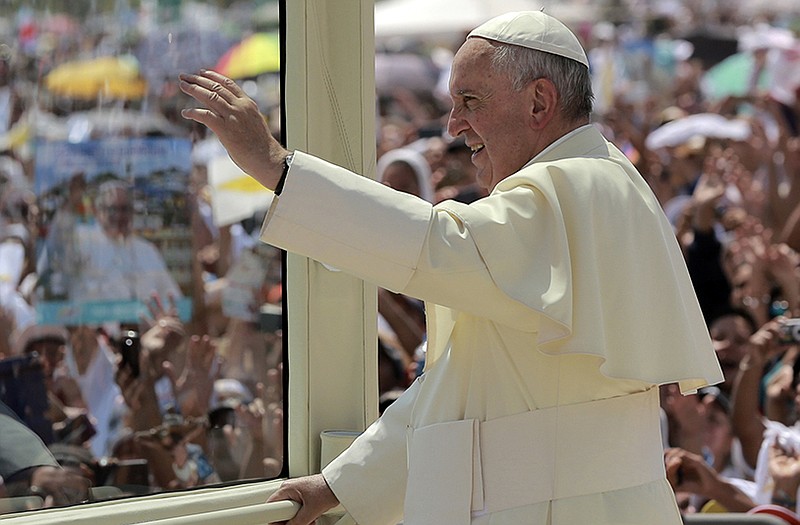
[33,137,193,325]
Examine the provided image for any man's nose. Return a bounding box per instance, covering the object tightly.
[447,107,467,138]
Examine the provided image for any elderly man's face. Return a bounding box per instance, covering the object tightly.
[98,189,133,239]
[447,38,538,191]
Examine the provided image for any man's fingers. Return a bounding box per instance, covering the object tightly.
[196,69,249,98]
[178,71,241,108]
[178,84,233,125]
[179,71,237,102]
[180,107,223,129]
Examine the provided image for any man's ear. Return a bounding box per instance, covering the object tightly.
[528,78,558,130]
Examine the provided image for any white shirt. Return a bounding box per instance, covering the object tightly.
[69,224,181,303]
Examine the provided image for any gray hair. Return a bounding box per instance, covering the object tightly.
[490,44,593,122]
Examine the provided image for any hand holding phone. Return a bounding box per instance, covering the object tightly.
[780,319,800,345]
[119,330,141,378]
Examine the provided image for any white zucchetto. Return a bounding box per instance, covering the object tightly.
[468,11,589,68]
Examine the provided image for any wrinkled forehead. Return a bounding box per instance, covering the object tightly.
[449,39,503,89]
[453,38,496,67]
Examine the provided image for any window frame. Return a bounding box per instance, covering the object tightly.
[0,1,378,522]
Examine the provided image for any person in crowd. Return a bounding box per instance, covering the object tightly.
[111,294,283,490]
[752,421,800,517]
[700,386,750,480]
[0,165,37,343]
[729,315,800,504]
[722,210,800,331]
[0,400,91,511]
[206,376,283,480]
[0,220,34,344]
[163,425,221,489]
[660,382,754,486]
[731,364,800,521]
[665,446,756,514]
[0,53,24,136]
[180,10,721,525]
[376,334,411,414]
[375,148,431,358]
[376,147,434,203]
[708,309,759,397]
[682,155,734,323]
[35,172,90,300]
[55,324,125,459]
[8,324,96,451]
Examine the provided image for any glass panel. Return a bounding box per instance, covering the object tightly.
[0,0,284,513]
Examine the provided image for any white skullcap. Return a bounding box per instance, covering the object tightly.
[468,11,589,68]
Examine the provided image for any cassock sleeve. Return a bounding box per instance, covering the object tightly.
[260,152,556,328]
[321,377,422,525]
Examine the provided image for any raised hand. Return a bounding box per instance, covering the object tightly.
[178,70,288,190]
[173,334,219,418]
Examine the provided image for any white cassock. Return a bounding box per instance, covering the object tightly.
[69,225,182,303]
[260,124,723,525]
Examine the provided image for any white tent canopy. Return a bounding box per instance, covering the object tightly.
[375,0,598,40]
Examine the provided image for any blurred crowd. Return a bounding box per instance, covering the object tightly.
[0,0,799,521]
[0,2,288,512]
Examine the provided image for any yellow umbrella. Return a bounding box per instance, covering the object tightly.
[44,55,148,100]
[214,32,280,79]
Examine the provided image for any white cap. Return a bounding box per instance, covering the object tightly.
[468,11,589,68]
[11,324,69,355]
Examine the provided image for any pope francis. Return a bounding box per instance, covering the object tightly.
[179,10,723,525]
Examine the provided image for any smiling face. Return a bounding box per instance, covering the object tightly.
[446,39,543,192]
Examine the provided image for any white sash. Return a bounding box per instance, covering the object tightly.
[404,389,665,524]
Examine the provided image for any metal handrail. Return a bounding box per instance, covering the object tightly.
[136,500,300,525]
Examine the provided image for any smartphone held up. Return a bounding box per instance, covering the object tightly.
[119,330,141,378]
[780,319,800,345]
